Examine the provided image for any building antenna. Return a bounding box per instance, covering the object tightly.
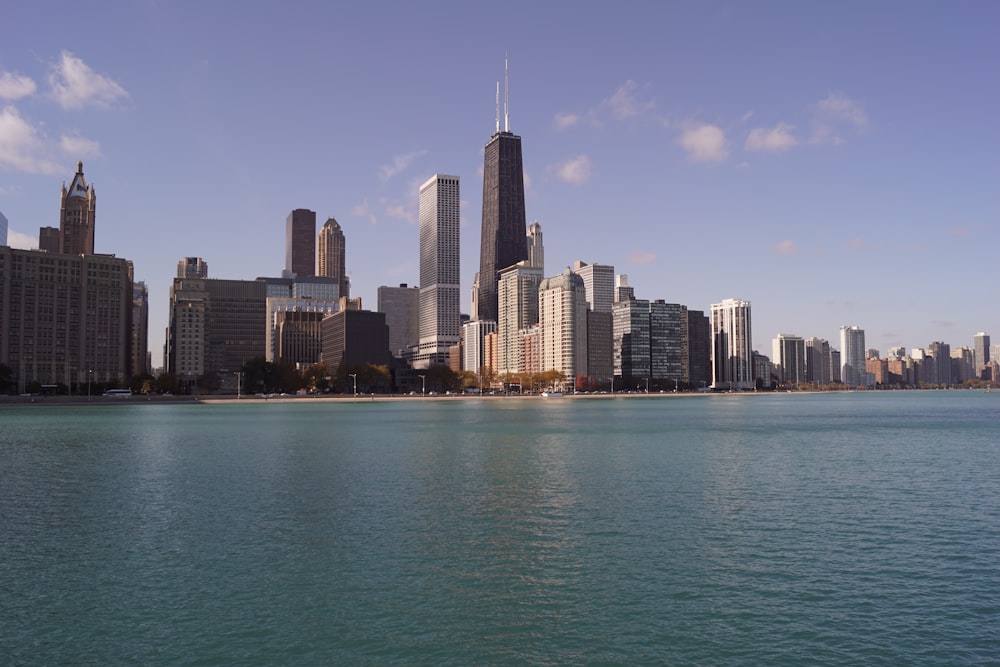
[504,54,510,132]
[495,81,500,134]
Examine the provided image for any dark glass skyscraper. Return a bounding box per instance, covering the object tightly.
[477,68,527,324]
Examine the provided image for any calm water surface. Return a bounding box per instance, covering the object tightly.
[2,392,998,665]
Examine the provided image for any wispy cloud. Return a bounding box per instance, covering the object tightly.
[0,105,62,174]
[48,51,129,110]
[774,240,798,255]
[811,93,868,144]
[553,112,580,130]
[0,71,37,100]
[379,149,427,182]
[384,200,415,225]
[351,198,377,225]
[60,135,101,158]
[678,123,728,162]
[549,154,592,186]
[6,229,37,249]
[948,223,986,237]
[746,123,798,152]
[628,251,657,265]
[555,80,664,129]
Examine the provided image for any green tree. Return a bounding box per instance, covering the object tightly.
[154,372,179,394]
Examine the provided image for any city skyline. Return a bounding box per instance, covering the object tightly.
[1,3,998,359]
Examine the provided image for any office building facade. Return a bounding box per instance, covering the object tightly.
[711,298,754,390]
[772,333,806,386]
[416,174,461,368]
[318,217,349,298]
[840,325,866,387]
[378,283,420,358]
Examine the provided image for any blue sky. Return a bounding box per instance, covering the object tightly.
[2,1,998,364]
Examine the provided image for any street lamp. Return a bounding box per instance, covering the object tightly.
[349,373,358,397]
[235,371,243,400]
[420,375,426,396]
[88,369,93,400]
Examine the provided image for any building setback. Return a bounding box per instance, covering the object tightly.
[0,247,132,391]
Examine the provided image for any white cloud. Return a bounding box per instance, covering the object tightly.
[678,124,728,162]
[816,93,869,128]
[774,240,798,255]
[60,135,102,158]
[0,105,62,174]
[7,229,37,249]
[550,154,592,186]
[603,80,652,120]
[746,123,798,152]
[379,149,427,182]
[351,198,377,225]
[628,251,657,265]
[0,72,37,100]
[553,112,580,130]
[384,201,415,225]
[48,51,129,110]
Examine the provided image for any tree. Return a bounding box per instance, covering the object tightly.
[425,364,459,393]
[154,372,179,394]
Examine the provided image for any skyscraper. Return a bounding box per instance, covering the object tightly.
[416,174,461,368]
[477,62,528,324]
[0,210,7,247]
[840,325,866,387]
[973,332,991,372]
[538,269,588,385]
[496,261,543,375]
[378,283,420,358]
[318,217,349,298]
[59,161,96,255]
[573,260,615,313]
[526,221,544,270]
[285,208,316,278]
[711,298,754,390]
[772,333,806,386]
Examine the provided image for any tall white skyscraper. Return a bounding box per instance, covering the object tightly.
[416,174,461,368]
[840,325,866,387]
[973,332,991,372]
[711,298,753,390]
[538,269,588,385]
[496,261,543,375]
[573,260,615,313]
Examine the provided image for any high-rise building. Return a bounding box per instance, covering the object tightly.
[538,269,588,385]
[772,334,806,386]
[285,208,316,278]
[477,63,528,324]
[0,247,132,392]
[613,295,651,387]
[320,309,390,377]
[711,298,754,390]
[378,283,420,358]
[266,297,339,365]
[805,337,831,386]
[416,174,461,368]
[927,341,952,386]
[840,325,866,387]
[573,260,615,313]
[58,161,96,255]
[496,261,543,375]
[526,221,544,270]
[614,274,635,303]
[0,211,7,246]
[686,309,711,390]
[973,332,991,372]
[462,319,497,376]
[649,300,686,385]
[318,217,349,298]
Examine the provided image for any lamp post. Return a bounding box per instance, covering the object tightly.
[420,375,426,396]
[235,371,243,400]
[349,373,357,397]
[88,369,93,401]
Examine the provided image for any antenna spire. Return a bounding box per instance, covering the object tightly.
[495,82,500,134]
[504,55,510,132]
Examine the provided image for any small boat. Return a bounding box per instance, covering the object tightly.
[540,391,564,398]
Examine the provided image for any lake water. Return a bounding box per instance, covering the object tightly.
[2,392,998,665]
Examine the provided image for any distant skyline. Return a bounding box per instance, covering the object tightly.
[1,2,998,362]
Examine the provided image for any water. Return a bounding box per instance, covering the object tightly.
[2,392,998,665]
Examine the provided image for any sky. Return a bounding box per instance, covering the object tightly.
[2,1,998,366]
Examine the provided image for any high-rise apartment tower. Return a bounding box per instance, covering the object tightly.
[416,174,461,367]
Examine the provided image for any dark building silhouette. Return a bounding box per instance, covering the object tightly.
[320,309,390,375]
[285,208,316,278]
[477,66,527,324]
[686,309,711,389]
[38,226,60,253]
